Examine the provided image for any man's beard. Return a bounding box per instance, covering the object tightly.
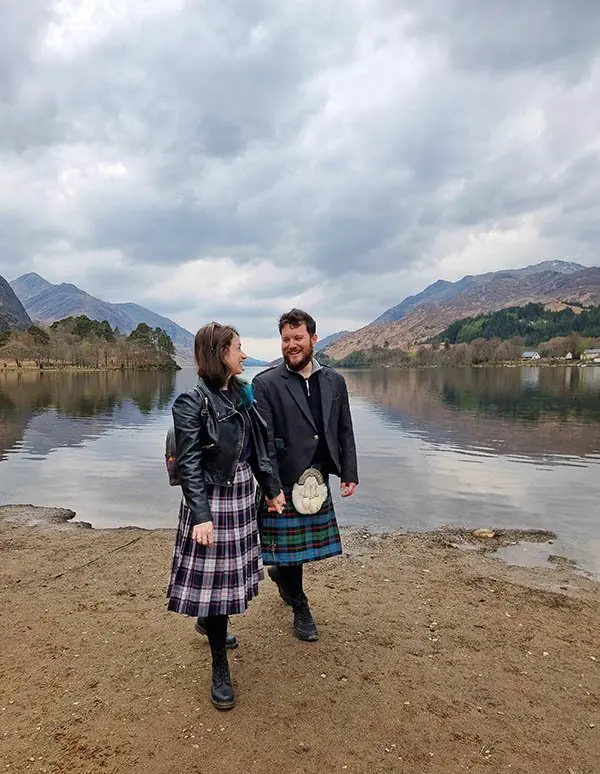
[284,346,313,372]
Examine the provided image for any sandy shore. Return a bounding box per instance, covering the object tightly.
[1,505,599,774]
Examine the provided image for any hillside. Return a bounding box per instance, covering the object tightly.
[0,276,32,331]
[325,263,600,360]
[10,274,267,366]
[315,330,349,351]
[0,316,178,370]
[373,260,585,326]
[10,273,54,304]
[438,302,600,346]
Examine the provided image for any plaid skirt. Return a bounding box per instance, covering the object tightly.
[257,483,342,566]
[167,461,263,617]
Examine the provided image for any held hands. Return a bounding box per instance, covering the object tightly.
[266,490,286,513]
[341,482,357,498]
[192,521,214,546]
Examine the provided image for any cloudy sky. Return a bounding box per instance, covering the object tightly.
[2,1,600,359]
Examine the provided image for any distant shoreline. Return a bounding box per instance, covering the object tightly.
[0,364,180,372]
[334,359,600,370]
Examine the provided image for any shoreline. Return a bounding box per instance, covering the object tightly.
[2,505,599,773]
[0,364,179,372]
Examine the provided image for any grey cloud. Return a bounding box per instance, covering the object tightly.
[408,0,600,78]
[1,0,600,334]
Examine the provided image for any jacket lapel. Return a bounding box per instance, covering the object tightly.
[280,367,317,431]
[320,368,333,428]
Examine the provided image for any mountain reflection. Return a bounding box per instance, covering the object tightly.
[343,366,600,462]
[0,370,176,459]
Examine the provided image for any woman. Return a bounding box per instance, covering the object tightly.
[167,322,282,710]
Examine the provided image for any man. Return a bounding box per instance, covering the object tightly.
[253,309,358,642]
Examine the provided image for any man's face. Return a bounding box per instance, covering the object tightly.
[281,323,317,371]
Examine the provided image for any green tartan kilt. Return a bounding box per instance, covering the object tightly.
[256,484,342,565]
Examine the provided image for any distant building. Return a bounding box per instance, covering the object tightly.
[521,351,541,360]
[581,348,600,363]
[565,351,573,360]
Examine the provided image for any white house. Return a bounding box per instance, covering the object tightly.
[521,351,541,360]
[581,348,600,363]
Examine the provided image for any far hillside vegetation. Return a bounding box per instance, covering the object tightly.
[436,303,600,346]
[0,316,177,370]
[328,302,600,368]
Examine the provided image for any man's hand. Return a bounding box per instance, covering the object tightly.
[192,521,214,546]
[341,482,357,498]
[266,491,286,513]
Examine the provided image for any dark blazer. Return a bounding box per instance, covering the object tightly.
[172,380,280,525]
[253,362,358,491]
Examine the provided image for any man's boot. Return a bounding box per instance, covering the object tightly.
[267,566,293,606]
[210,648,235,711]
[196,617,238,649]
[291,595,319,642]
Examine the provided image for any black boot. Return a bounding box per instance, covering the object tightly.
[210,648,235,711]
[292,596,319,642]
[267,566,293,606]
[195,617,238,649]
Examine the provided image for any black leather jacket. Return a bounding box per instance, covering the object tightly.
[172,380,280,525]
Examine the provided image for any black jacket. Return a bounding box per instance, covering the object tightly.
[172,380,280,525]
[253,362,359,491]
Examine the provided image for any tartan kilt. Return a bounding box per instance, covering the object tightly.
[167,460,263,617]
[257,482,342,566]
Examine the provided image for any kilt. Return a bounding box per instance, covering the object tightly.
[167,460,263,617]
[257,483,342,566]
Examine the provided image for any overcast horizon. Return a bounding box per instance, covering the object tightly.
[3,2,600,360]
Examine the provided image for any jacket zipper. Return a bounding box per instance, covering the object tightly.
[220,392,244,485]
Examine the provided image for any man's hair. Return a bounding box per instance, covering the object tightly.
[194,321,238,390]
[278,309,317,337]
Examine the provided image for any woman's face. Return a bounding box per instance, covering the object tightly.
[222,334,247,377]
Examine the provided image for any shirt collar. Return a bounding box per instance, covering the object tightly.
[285,358,322,377]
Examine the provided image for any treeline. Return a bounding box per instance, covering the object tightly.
[0,316,178,370]
[331,334,600,369]
[437,303,600,345]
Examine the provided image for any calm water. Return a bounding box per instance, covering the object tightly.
[1,366,599,574]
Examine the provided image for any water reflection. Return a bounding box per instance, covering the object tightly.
[1,366,599,576]
[0,370,176,460]
[343,366,600,463]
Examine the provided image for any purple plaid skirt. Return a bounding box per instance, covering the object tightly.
[167,461,263,617]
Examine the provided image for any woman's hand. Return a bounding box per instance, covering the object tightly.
[192,521,214,546]
[266,491,286,513]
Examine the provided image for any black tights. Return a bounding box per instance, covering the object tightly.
[203,614,228,652]
[277,564,304,600]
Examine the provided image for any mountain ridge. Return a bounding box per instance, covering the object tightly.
[0,276,32,331]
[325,261,600,360]
[373,260,585,326]
[10,273,267,366]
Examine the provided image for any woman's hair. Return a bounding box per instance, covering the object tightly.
[195,321,238,390]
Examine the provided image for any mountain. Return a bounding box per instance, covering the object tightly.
[373,260,585,325]
[10,273,267,365]
[325,262,600,361]
[0,275,32,331]
[19,282,136,331]
[9,272,54,304]
[315,330,349,351]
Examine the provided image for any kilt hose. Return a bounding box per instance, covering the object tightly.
[257,483,342,566]
[167,460,263,618]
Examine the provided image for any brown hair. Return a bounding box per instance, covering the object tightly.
[278,308,317,337]
[194,321,239,390]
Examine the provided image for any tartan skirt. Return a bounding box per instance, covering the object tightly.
[167,461,263,617]
[257,483,342,566]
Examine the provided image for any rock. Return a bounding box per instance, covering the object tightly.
[472,529,496,539]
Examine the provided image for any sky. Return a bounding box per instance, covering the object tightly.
[2,1,600,360]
